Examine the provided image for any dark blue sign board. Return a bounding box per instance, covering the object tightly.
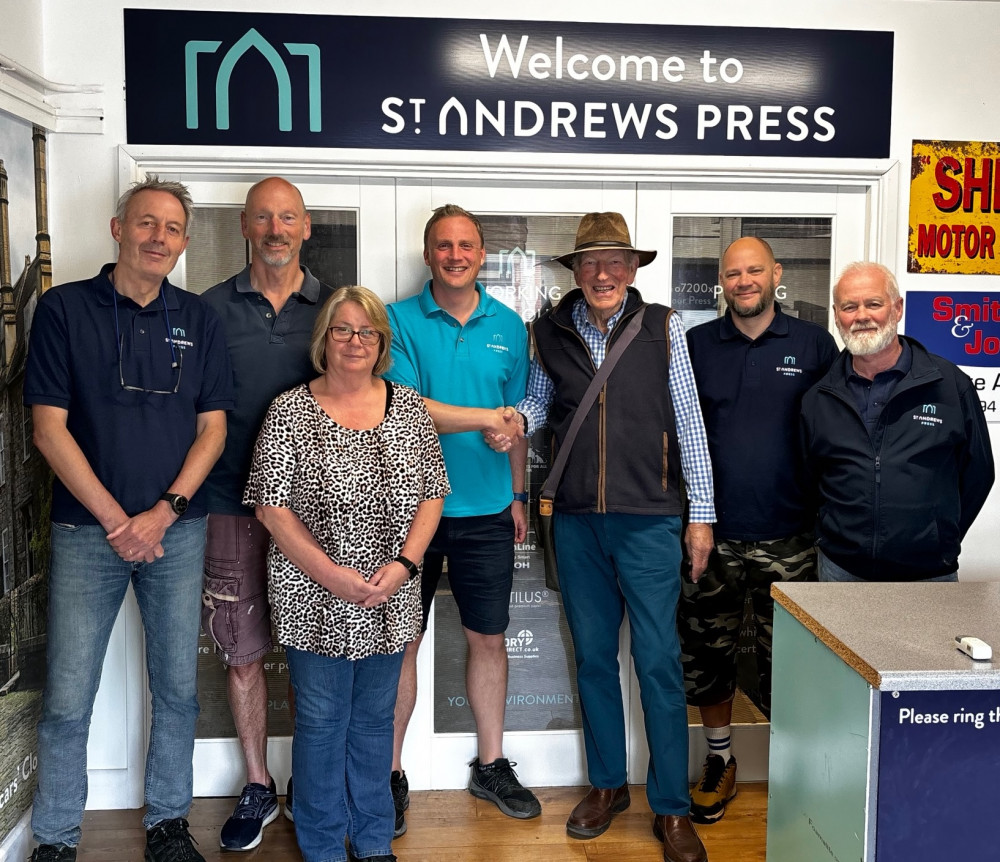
[124,9,893,157]
[905,291,1000,367]
[877,689,1000,861]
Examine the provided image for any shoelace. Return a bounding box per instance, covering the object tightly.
[698,757,729,792]
[478,759,522,793]
[147,819,201,862]
[232,785,273,820]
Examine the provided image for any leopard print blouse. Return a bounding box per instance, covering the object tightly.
[244,381,450,660]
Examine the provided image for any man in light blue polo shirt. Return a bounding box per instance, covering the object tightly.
[385,204,540,832]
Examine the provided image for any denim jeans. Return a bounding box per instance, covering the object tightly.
[817,550,958,582]
[553,511,690,816]
[31,517,207,847]
[286,645,404,862]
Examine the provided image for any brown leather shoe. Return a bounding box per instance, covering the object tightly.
[652,814,708,862]
[566,784,630,839]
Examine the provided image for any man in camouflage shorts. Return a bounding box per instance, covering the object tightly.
[680,237,838,824]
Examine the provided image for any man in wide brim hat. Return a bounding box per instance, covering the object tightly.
[554,211,657,269]
[513,210,716,862]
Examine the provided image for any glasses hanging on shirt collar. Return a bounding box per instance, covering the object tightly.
[112,281,183,395]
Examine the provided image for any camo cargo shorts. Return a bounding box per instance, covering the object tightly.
[678,532,817,715]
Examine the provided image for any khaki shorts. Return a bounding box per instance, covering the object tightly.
[201,513,273,666]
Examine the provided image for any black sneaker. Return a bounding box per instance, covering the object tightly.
[468,757,541,819]
[390,770,409,838]
[220,779,279,850]
[30,846,77,862]
[144,817,205,862]
[348,853,396,862]
[283,776,294,823]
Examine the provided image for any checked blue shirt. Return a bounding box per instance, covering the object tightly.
[519,297,715,523]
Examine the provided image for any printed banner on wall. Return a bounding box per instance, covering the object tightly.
[905,292,1000,421]
[908,140,1000,275]
[0,110,50,846]
[124,9,893,158]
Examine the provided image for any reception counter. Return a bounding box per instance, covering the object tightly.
[767,581,1000,862]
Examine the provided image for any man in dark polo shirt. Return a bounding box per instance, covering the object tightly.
[199,177,335,851]
[680,237,838,824]
[25,177,233,862]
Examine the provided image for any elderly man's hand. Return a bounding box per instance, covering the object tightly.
[481,407,524,452]
[685,522,714,582]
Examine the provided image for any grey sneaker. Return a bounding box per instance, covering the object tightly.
[391,770,409,838]
[144,817,205,862]
[468,757,541,819]
[30,847,77,862]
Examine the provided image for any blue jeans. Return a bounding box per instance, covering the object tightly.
[32,518,207,847]
[554,512,690,816]
[817,550,958,582]
[286,646,404,862]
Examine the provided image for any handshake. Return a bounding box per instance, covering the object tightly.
[481,406,525,453]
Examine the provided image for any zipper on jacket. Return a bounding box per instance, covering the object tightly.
[597,388,607,512]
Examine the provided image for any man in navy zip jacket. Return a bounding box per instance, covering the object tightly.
[800,261,994,582]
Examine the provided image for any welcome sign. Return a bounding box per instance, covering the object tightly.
[124,10,893,157]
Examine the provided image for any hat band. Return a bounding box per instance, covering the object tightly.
[574,240,635,251]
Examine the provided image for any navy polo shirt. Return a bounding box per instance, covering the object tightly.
[200,265,335,515]
[686,304,839,541]
[24,264,235,525]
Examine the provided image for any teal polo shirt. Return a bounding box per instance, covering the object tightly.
[386,281,528,517]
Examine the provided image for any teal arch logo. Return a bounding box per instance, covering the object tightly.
[184,28,321,132]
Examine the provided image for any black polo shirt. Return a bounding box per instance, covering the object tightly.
[24,263,234,524]
[200,265,335,515]
[686,304,839,541]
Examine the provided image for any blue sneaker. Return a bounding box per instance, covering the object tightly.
[220,780,279,851]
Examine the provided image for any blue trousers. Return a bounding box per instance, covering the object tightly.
[554,511,690,816]
[286,646,404,862]
[32,518,206,847]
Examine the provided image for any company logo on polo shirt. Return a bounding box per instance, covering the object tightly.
[166,327,195,350]
[486,332,509,353]
[775,354,803,377]
[914,402,943,426]
[184,28,321,132]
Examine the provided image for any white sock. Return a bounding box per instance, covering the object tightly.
[704,725,732,762]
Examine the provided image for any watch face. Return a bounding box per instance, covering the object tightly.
[173,496,189,515]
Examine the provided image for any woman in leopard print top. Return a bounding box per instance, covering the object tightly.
[245,286,449,862]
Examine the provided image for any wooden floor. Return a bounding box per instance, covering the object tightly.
[77,783,767,861]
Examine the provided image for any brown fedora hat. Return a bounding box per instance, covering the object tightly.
[554,212,657,269]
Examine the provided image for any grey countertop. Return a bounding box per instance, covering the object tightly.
[772,581,1000,691]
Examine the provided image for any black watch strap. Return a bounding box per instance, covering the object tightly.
[394,554,420,579]
[159,492,189,515]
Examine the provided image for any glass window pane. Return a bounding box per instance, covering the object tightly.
[185,205,359,295]
[671,216,833,331]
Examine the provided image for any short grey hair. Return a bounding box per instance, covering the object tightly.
[116,175,194,235]
[835,261,900,302]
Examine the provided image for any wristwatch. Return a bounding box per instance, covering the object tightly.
[159,492,189,516]
[394,554,420,579]
[512,492,529,503]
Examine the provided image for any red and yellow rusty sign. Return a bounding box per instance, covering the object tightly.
[908,140,1000,275]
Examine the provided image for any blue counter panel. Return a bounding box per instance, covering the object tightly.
[877,688,1000,861]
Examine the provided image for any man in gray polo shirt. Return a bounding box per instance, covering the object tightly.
[200,177,335,851]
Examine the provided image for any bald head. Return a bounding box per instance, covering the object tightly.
[719,236,781,320]
[242,177,311,269]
